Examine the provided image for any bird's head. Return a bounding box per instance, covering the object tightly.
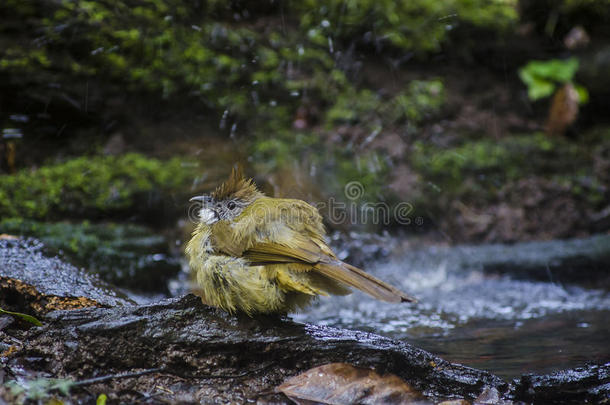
[190,166,264,225]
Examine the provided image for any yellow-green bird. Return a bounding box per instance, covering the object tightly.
[186,167,415,315]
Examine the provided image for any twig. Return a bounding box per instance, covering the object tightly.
[72,368,163,387]
[175,362,275,380]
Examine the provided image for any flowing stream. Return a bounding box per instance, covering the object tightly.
[293,237,610,379]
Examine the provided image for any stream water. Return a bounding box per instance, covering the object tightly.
[292,238,610,380]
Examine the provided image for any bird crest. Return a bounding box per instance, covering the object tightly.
[211,165,262,202]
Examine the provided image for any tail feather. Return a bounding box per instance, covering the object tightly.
[314,260,416,303]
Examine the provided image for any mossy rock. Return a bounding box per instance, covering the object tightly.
[0,218,180,293]
[407,132,608,226]
[0,153,192,222]
[411,133,590,193]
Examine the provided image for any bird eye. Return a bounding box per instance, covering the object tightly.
[227,201,236,210]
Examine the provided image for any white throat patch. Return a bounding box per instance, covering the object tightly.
[199,208,219,225]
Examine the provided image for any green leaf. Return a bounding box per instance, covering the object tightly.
[97,393,108,405]
[574,84,589,104]
[0,307,42,326]
[527,77,556,100]
[519,58,583,101]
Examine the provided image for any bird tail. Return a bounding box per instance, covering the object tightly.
[314,260,416,303]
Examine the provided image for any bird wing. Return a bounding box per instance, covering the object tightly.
[209,198,415,303]
[242,239,415,303]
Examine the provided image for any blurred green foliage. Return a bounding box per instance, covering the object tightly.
[0,0,515,133]
[391,80,445,123]
[298,0,517,52]
[4,377,74,403]
[326,79,445,128]
[2,0,605,239]
[519,58,588,102]
[411,133,605,205]
[0,153,191,220]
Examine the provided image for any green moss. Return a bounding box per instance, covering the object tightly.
[331,152,390,204]
[326,88,382,126]
[411,133,603,204]
[1,0,512,137]
[0,153,192,220]
[390,79,445,123]
[297,0,517,53]
[325,79,445,130]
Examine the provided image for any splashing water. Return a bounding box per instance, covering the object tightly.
[293,239,610,378]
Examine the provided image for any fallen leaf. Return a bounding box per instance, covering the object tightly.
[546,82,579,137]
[278,363,426,404]
[474,386,513,405]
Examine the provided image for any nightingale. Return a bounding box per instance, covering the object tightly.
[186,167,415,315]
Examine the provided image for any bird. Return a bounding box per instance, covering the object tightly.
[186,166,415,315]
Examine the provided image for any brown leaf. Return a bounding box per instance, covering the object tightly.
[546,83,579,137]
[278,363,426,404]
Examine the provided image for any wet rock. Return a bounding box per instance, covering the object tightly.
[0,238,133,317]
[395,234,610,289]
[468,234,610,288]
[510,363,610,404]
[3,295,507,403]
[0,220,181,293]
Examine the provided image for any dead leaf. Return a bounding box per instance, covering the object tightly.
[546,83,579,137]
[473,386,513,405]
[278,363,426,404]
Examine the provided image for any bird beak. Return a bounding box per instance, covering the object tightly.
[190,195,212,205]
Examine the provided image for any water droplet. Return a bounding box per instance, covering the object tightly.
[427,182,442,193]
[219,110,229,129]
[2,128,23,139]
[9,114,28,123]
